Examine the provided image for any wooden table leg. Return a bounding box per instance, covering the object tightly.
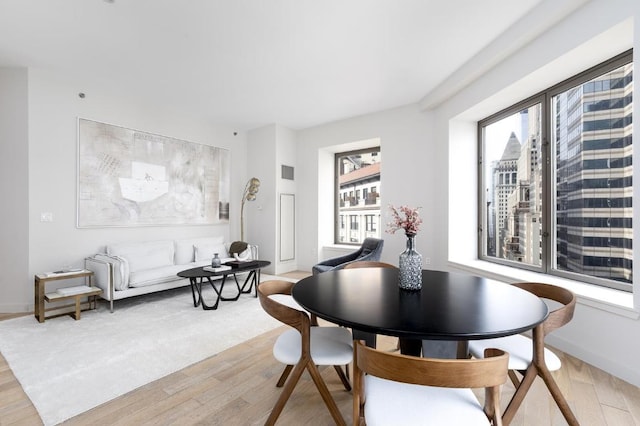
[74,296,81,320]
[34,277,45,323]
[399,338,422,356]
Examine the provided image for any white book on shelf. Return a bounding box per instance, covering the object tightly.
[43,269,87,278]
[56,286,94,296]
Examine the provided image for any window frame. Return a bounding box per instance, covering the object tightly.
[334,146,381,245]
[477,49,633,292]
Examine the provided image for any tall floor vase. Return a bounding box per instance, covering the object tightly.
[398,233,422,290]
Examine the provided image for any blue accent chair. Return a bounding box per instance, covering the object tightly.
[312,238,384,275]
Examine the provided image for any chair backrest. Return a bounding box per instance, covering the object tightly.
[344,261,396,269]
[353,340,508,424]
[355,340,508,388]
[257,280,310,335]
[512,282,576,336]
[358,237,384,259]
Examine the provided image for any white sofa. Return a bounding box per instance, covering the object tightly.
[85,237,255,312]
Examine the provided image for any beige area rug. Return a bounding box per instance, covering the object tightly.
[0,274,293,426]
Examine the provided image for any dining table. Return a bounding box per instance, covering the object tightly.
[292,268,549,357]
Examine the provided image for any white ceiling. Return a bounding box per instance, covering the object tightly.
[0,0,547,130]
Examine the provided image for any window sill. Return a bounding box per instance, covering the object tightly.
[448,260,638,319]
[324,244,360,251]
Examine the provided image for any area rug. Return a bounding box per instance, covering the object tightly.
[0,275,292,426]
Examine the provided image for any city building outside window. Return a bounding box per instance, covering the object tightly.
[478,51,632,291]
[335,147,381,244]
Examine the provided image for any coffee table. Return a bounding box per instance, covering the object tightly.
[178,260,271,310]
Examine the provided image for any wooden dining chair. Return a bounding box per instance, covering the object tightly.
[258,280,352,426]
[467,282,578,425]
[353,340,509,425]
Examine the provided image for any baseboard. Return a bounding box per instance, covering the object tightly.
[0,303,31,315]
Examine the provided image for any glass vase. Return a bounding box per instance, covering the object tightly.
[399,233,422,290]
[211,253,222,268]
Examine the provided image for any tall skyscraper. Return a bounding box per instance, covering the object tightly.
[554,63,633,283]
[491,132,521,259]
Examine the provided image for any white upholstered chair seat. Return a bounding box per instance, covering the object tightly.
[273,327,353,366]
[259,280,351,425]
[468,283,578,425]
[468,334,562,371]
[363,375,491,426]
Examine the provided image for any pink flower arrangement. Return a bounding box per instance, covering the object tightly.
[386,205,422,236]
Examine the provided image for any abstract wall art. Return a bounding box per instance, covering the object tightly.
[77,118,230,227]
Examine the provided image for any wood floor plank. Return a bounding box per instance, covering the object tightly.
[572,380,607,425]
[564,348,594,386]
[616,377,640,424]
[590,361,630,411]
[601,404,637,426]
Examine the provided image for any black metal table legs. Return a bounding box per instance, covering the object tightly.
[190,275,242,310]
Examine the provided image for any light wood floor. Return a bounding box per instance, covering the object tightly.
[2,273,640,425]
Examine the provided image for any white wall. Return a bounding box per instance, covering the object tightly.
[274,125,297,274]
[247,125,277,274]
[1,67,248,312]
[296,104,436,270]
[295,0,640,387]
[0,68,29,311]
[247,124,298,275]
[434,0,640,386]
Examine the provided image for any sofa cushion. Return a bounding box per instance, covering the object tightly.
[194,242,228,262]
[174,236,224,265]
[129,265,191,288]
[107,240,174,273]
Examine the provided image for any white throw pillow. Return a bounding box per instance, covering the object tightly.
[174,236,224,265]
[194,243,228,262]
[108,240,174,273]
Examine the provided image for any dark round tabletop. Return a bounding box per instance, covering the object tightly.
[292,268,549,340]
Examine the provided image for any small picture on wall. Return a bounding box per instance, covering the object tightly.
[77,118,230,228]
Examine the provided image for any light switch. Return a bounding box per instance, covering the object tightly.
[40,212,53,222]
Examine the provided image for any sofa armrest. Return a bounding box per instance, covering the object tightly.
[247,244,259,260]
[84,254,118,312]
[318,250,360,267]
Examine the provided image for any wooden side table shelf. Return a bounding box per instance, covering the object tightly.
[34,270,102,322]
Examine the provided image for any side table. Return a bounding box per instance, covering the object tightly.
[34,270,102,322]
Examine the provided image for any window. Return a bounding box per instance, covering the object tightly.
[350,215,359,231]
[479,51,632,291]
[335,147,381,244]
[365,215,376,232]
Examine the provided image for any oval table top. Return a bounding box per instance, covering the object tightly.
[177,260,271,278]
[292,268,549,341]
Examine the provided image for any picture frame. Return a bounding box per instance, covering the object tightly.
[77,118,230,228]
